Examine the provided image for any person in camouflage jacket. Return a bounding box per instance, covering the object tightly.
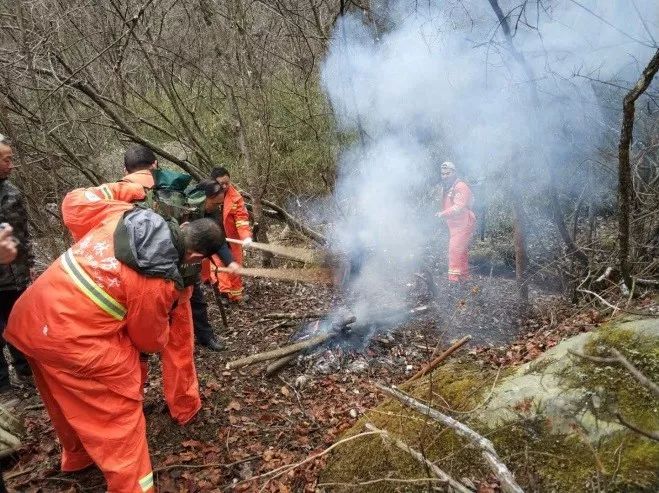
[0,136,34,391]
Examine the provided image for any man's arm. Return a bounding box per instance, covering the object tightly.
[124,272,179,352]
[216,242,235,266]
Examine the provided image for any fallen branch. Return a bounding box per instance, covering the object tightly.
[265,354,298,377]
[364,423,472,493]
[377,384,524,493]
[634,277,659,286]
[239,431,382,491]
[616,412,659,442]
[407,335,472,383]
[226,315,356,369]
[595,267,614,283]
[23,403,45,411]
[317,477,460,488]
[153,455,259,474]
[577,288,658,317]
[569,348,659,399]
[3,466,36,480]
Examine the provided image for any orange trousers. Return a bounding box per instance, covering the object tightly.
[141,287,201,425]
[447,215,475,282]
[202,243,244,301]
[29,359,153,493]
[160,287,201,424]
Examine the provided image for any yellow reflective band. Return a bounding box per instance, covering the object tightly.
[235,221,250,227]
[139,472,153,490]
[61,249,127,321]
[99,185,113,200]
[138,471,154,491]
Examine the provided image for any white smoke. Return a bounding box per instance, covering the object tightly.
[321,0,657,316]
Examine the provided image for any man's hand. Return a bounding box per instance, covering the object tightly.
[227,261,241,273]
[0,225,18,264]
[242,237,253,247]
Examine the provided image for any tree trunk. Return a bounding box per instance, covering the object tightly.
[511,194,529,303]
[486,0,589,268]
[618,48,659,289]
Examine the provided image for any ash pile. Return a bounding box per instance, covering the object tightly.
[226,304,436,377]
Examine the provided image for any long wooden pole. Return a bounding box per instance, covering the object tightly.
[225,238,330,265]
[213,266,335,284]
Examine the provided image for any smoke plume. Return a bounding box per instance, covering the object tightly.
[321,0,657,320]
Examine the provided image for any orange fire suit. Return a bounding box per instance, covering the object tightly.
[201,185,251,301]
[439,180,475,282]
[61,174,201,425]
[5,212,178,492]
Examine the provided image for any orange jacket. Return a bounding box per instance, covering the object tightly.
[121,170,155,189]
[440,180,475,229]
[61,181,146,242]
[61,171,157,242]
[222,185,251,240]
[5,213,179,401]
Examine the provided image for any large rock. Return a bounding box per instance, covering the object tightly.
[321,316,659,492]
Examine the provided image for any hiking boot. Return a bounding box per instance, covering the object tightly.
[198,336,225,352]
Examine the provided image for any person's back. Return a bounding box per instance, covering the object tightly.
[4,209,225,492]
[7,208,179,395]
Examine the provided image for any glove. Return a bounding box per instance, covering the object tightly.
[227,261,241,273]
[242,237,253,247]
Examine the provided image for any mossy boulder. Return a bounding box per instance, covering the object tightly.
[320,317,659,492]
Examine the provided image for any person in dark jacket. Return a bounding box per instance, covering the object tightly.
[0,135,34,392]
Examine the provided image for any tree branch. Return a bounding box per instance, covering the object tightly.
[377,384,524,493]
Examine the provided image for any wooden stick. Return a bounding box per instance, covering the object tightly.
[225,238,330,265]
[210,284,228,329]
[364,423,472,493]
[213,266,335,284]
[377,384,524,493]
[263,311,327,320]
[407,335,472,383]
[226,316,356,369]
[265,354,298,376]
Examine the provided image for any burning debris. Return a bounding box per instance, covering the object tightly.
[227,305,433,376]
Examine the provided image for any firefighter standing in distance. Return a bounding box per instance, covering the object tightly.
[208,166,253,303]
[437,161,476,283]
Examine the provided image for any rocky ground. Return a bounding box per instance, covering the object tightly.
[2,269,634,492]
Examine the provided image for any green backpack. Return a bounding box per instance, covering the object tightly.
[134,168,208,287]
[139,168,206,223]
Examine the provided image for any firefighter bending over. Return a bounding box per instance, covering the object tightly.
[4,209,226,492]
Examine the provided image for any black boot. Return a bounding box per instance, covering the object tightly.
[198,335,226,352]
